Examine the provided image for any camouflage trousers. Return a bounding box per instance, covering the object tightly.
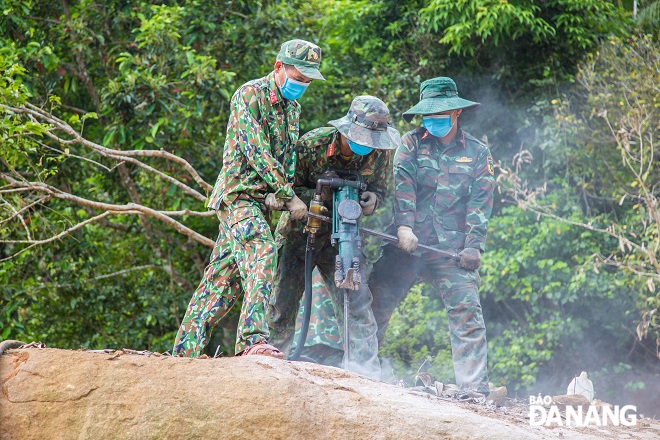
[370,243,489,394]
[173,201,276,356]
[292,268,343,352]
[284,269,344,368]
[268,232,381,378]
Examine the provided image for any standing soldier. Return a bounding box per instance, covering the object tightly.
[173,39,324,358]
[370,77,495,397]
[268,96,401,377]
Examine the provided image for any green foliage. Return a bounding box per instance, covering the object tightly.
[541,33,660,344]
[380,283,455,384]
[481,204,636,391]
[421,0,555,55]
[0,0,307,354]
[637,0,660,32]
[418,0,631,90]
[489,321,560,389]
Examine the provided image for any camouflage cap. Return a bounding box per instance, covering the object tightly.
[328,96,401,150]
[277,39,325,81]
[402,77,480,122]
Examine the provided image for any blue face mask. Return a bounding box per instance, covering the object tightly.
[422,114,453,138]
[347,140,373,156]
[279,68,309,101]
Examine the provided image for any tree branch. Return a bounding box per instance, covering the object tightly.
[0,211,113,262]
[3,103,213,194]
[0,196,50,226]
[1,173,215,249]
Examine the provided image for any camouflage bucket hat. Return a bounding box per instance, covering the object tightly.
[402,77,480,122]
[328,96,401,150]
[277,39,325,81]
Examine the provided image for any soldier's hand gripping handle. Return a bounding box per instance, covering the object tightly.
[286,195,308,221]
[264,193,285,211]
[360,191,377,216]
[458,247,481,271]
[396,226,418,253]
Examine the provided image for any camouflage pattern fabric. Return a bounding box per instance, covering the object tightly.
[174,71,300,357]
[173,201,276,356]
[369,126,495,394]
[269,232,380,377]
[370,243,489,394]
[207,72,300,211]
[268,127,390,378]
[328,96,400,151]
[394,128,494,252]
[292,268,343,351]
[277,126,391,237]
[290,269,344,367]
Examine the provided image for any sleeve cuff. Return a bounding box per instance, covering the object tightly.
[396,211,415,230]
[274,185,294,200]
[464,234,486,252]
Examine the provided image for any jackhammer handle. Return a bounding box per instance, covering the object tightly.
[315,178,367,195]
[305,212,459,260]
[360,227,459,260]
[251,196,291,212]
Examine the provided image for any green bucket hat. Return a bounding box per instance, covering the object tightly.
[277,39,325,81]
[402,77,480,122]
[328,96,401,150]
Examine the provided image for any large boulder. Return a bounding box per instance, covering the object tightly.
[0,348,639,439]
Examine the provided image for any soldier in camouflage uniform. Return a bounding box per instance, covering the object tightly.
[268,96,401,378]
[369,77,495,396]
[173,39,324,358]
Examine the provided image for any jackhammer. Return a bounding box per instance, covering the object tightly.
[289,170,366,365]
[288,171,460,365]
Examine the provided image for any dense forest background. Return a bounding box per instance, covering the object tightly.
[1,0,658,414]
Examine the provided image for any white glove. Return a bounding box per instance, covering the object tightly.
[360,191,378,216]
[397,226,418,253]
[264,193,284,211]
[285,195,308,221]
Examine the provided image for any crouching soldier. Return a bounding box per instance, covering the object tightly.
[268,96,401,378]
[172,39,324,359]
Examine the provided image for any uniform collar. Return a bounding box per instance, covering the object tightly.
[325,129,344,158]
[266,71,284,105]
[330,130,342,156]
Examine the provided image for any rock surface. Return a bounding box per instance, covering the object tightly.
[1,348,658,439]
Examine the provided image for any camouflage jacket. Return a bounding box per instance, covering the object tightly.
[207,72,300,210]
[394,127,494,252]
